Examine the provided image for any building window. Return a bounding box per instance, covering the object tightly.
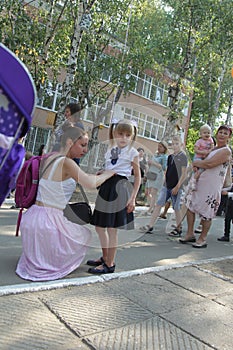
[24,126,52,154]
[121,105,166,141]
[35,69,189,143]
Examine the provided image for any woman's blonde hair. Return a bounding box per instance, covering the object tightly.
[61,125,87,148]
[109,119,137,147]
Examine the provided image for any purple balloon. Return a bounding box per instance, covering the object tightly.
[0,43,36,137]
[0,44,37,205]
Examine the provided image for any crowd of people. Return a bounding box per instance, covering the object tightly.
[6,108,232,281]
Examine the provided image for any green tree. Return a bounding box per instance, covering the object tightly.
[132,0,233,136]
[1,0,232,145]
[1,1,145,120]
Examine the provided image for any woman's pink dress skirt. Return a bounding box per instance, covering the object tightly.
[16,205,92,281]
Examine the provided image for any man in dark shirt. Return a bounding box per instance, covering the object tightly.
[140,135,188,235]
[166,150,188,189]
[217,184,233,242]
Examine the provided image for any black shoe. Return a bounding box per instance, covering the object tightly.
[217,236,230,242]
[145,226,154,234]
[192,241,207,248]
[86,256,105,266]
[194,225,202,233]
[88,263,115,274]
[179,236,196,244]
[168,228,182,237]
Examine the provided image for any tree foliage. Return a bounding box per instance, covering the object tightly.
[0,0,232,137]
[159,0,233,129]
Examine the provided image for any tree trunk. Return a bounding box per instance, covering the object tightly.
[55,1,85,127]
[213,54,228,122]
[226,86,233,125]
[163,10,196,142]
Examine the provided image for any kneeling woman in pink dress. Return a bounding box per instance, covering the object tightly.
[16,126,114,281]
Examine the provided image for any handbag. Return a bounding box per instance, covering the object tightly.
[146,171,158,181]
[64,184,92,225]
[223,164,232,190]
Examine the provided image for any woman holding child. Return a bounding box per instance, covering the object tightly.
[180,125,232,248]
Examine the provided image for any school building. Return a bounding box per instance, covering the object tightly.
[25,68,192,170]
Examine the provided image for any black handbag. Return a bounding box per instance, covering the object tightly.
[146,171,157,181]
[64,184,92,225]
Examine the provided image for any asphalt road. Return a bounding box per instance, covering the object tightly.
[1,201,232,289]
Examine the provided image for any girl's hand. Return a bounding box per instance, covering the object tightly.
[126,198,136,213]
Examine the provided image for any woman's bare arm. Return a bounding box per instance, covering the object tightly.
[193,148,231,169]
[63,158,114,188]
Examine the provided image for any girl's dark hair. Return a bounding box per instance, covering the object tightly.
[109,119,137,147]
[66,103,82,115]
[61,125,87,148]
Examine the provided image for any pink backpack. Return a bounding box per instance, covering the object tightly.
[15,154,62,236]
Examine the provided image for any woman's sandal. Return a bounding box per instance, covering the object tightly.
[139,225,154,233]
[179,236,196,244]
[159,214,167,219]
[168,228,182,237]
[194,226,202,233]
[88,263,115,274]
[86,256,105,266]
[192,241,207,248]
[145,226,154,234]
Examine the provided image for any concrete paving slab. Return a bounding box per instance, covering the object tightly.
[163,299,232,350]
[156,266,233,298]
[100,273,205,315]
[0,293,89,349]
[213,294,233,309]
[39,284,153,337]
[199,259,233,280]
[85,316,214,350]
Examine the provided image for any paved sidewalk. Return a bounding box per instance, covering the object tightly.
[0,199,233,349]
[0,261,233,349]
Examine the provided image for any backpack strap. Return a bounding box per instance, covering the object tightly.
[16,208,23,237]
[41,156,65,181]
[77,183,89,204]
